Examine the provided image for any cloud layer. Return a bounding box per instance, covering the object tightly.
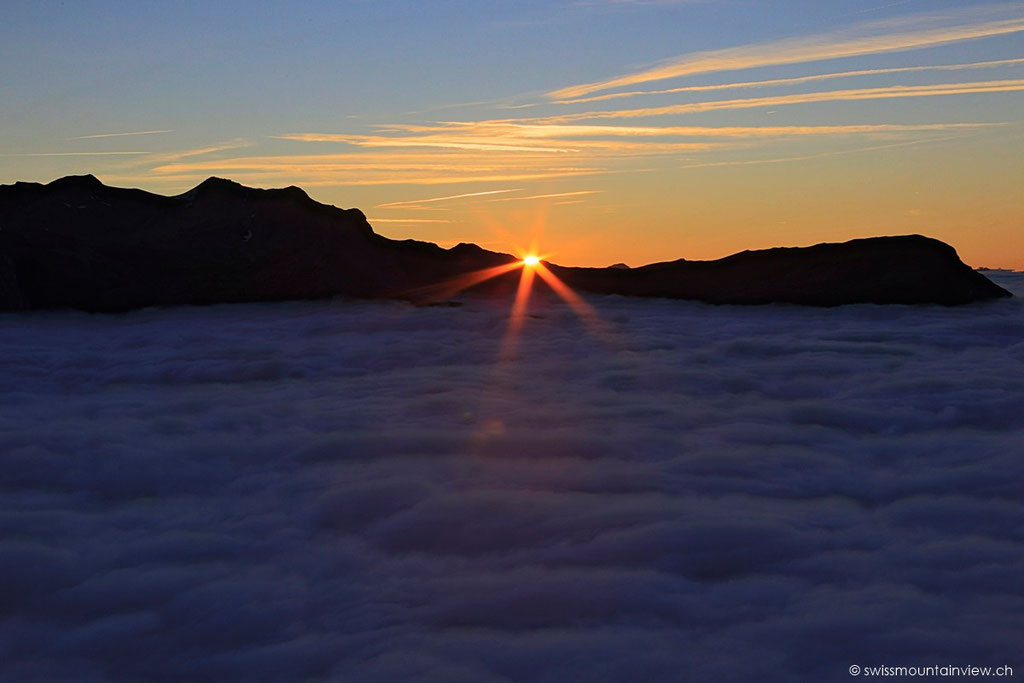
[1,271,1022,681]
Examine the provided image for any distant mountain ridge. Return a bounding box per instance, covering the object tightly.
[0,175,1011,312]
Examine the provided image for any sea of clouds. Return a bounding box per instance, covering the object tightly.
[1,271,1022,682]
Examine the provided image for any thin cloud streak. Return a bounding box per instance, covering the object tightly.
[365,218,453,223]
[68,129,173,140]
[377,189,522,208]
[148,144,619,187]
[279,131,724,154]
[284,122,968,159]
[488,190,602,202]
[361,138,720,153]
[537,79,1024,122]
[140,169,604,187]
[554,57,1024,105]
[0,151,151,157]
[549,13,1024,98]
[138,117,999,190]
[152,152,598,173]
[276,132,575,153]
[382,121,996,139]
[141,139,253,164]
[272,133,358,143]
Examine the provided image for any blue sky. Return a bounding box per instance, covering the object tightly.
[2,0,1022,266]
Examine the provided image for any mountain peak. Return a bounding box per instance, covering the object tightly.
[193,176,243,192]
[188,176,311,202]
[47,174,103,190]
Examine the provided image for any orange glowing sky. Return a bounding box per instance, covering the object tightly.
[1,1,1021,269]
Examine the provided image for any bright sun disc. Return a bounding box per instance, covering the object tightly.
[523,255,540,266]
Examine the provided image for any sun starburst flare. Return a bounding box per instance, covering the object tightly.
[405,199,613,360]
[498,259,539,360]
[496,248,615,361]
[408,261,523,303]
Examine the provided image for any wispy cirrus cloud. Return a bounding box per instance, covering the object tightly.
[554,57,1024,105]
[279,120,979,160]
[147,158,603,186]
[536,79,1024,122]
[377,189,521,208]
[0,151,151,157]
[277,131,723,154]
[381,121,998,139]
[68,129,173,140]
[171,117,996,191]
[488,190,602,202]
[275,132,577,153]
[128,170,601,188]
[151,152,584,174]
[86,139,255,177]
[548,10,1024,99]
[364,217,453,223]
[145,139,253,163]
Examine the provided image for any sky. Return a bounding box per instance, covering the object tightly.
[1,0,1022,268]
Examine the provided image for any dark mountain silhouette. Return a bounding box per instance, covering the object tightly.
[0,175,1011,312]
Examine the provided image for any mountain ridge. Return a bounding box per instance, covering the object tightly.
[0,175,1011,312]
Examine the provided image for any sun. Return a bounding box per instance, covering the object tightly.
[522,255,540,266]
